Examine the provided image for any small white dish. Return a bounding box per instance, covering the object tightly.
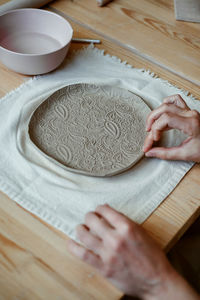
[0,9,73,75]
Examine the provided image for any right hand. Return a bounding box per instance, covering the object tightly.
[67,204,200,300]
[143,94,200,162]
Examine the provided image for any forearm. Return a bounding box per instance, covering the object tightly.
[143,268,200,300]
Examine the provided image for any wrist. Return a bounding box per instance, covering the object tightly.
[142,264,199,300]
[142,264,176,300]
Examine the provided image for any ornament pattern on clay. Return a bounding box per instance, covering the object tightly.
[29,84,151,176]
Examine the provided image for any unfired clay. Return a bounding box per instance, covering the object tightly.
[29,84,151,176]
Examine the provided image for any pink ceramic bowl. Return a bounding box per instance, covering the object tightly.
[0,9,73,75]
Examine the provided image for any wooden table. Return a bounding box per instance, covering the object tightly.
[0,0,200,299]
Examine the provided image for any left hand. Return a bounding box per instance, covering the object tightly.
[143,94,200,162]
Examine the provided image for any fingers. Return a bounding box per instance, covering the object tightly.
[143,131,157,152]
[146,95,190,132]
[146,137,200,162]
[144,110,200,153]
[67,205,136,272]
[163,94,189,109]
[96,204,134,232]
[145,137,192,160]
[84,211,114,239]
[144,113,189,152]
[145,145,187,161]
[144,95,200,155]
[76,224,102,254]
[67,239,102,269]
[146,103,187,132]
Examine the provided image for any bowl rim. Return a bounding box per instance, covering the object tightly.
[0,8,73,57]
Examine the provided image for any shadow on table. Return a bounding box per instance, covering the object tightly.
[168,215,200,294]
[122,296,140,300]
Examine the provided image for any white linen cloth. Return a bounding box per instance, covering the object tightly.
[0,45,199,239]
[174,0,200,22]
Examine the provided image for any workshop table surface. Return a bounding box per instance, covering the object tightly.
[0,0,199,299]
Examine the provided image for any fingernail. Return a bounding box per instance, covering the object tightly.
[145,151,155,157]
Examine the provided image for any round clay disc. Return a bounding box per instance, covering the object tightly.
[29,83,151,177]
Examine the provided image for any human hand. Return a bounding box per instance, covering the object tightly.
[143,94,200,162]
[67,204,176,299]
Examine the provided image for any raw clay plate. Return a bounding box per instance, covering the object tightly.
[29,84,151,177]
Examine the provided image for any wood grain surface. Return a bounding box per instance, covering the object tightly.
[0,0,10,5]
[0,193,121,300]
[50,0,200,86]
[0,1,200,299]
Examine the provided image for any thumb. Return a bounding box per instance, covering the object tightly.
[145,146,188,161]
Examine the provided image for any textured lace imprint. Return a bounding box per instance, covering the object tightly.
[29,83,151,176]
